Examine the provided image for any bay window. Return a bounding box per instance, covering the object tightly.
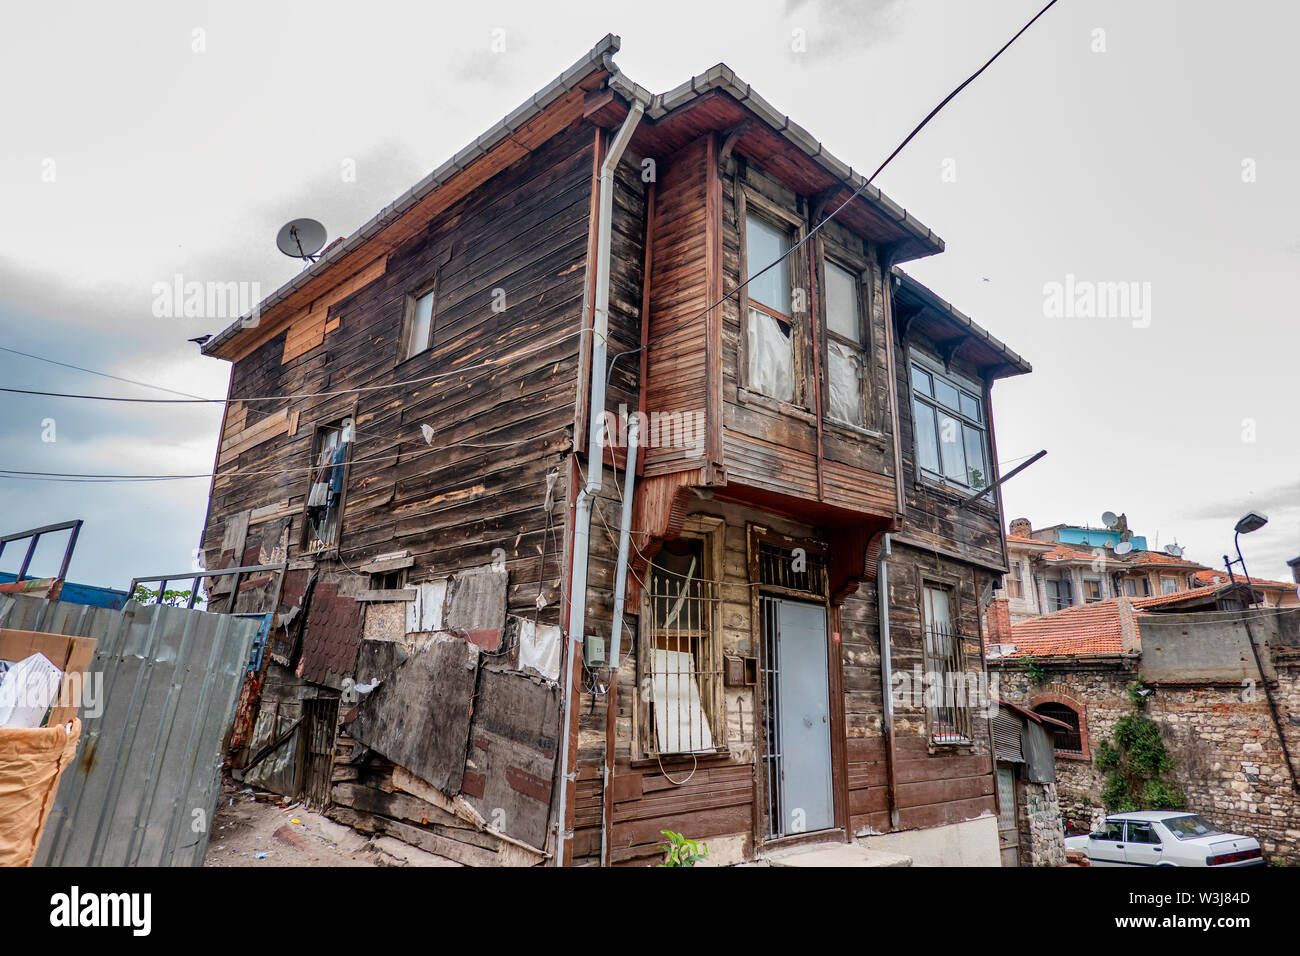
[911,359,989,491]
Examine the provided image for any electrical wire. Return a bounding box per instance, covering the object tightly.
[0,346,208,399]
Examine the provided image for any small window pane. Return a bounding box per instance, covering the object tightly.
[962,424,986,489]
[824,261,859,340]
[913,399,940,474]
[960,390,982,422]
[938,411,966,481]
[745,214,791,315]
[747,307,794,403]
[407,290,434,358]
[912,365,933,396]
[934,378,961,413]
[827,341,861,424]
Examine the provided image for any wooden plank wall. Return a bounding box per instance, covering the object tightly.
[640,136,711,478]
[201,122,597,624]
[717,156,897,514]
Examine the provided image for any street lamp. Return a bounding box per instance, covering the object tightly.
[1224,511,1267,607]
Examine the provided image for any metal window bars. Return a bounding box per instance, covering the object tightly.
[644,565,721,756]
[757,542,826,595]
[925,621,973,745]
[759,593,784,839]
[1034,703,1083,754]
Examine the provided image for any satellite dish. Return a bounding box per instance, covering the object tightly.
[1114,541,1134,555]
[276,218,327,261]
[1101,511,1119,529]
[1165,544,1184,558]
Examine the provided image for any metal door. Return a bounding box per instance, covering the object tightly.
[763,597,834,837]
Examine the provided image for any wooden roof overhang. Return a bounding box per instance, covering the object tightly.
[892,269,1033,382]
[202,35,624,363]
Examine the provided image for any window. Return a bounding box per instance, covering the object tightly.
[923,584,970,744]
[822,258,867,426]
[1122,578,1137,597]
[1095,820,1125,841]
[1045,578,1072,612]
[911,360,988,490]
[1083,579,1103,603]
[1160,576,1178,595]
[641,527,722,755]
[402,286,436,360]
[744,211,797,404]
[1125,822,1161,845]
[1006,563,1024,600]
[1033,702,1083,755]
[302,420,354,552]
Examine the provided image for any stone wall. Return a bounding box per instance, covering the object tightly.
[1018,778,1066,866]
[994,655,1300,864]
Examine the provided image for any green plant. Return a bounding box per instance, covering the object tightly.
[1126,677,1152,710]
[1097,700,1185,813]
[132,584,197,607]
[658,830,708,867]
[1022,657,1047,683]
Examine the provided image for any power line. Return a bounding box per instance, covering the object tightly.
[0,326,598,405]
[608,0,1061,381]
[0,346,208,400]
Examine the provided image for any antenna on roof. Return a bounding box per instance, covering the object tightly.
[1165,543,1184,558]
[276,218,328,264]
[1101,511,1119,530]
[1114,541,1134,556]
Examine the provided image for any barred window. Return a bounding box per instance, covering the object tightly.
[923,584,971,745]
[1033,702,1083,755]
[641,531,722,756]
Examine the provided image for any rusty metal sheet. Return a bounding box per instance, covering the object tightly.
[345,636,479,794]
[461,664,560,850]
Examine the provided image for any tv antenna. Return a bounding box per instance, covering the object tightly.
[1165,543,1184,558]
[1101,511,1119,530]
[276,218,327,263]
[1114,541,1134,556]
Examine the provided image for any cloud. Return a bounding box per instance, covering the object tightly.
[784,0,907,59]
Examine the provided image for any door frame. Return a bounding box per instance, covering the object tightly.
[747,524,846,848]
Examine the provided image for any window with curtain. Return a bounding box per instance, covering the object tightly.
[823,258,867,426]
[744,212,796,404]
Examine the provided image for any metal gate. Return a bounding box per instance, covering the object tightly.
[761,595,833,839]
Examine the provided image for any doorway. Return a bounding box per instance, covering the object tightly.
[761,595,834,839]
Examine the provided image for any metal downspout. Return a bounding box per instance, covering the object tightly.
[554,101,644,867]
[877,534,900,829]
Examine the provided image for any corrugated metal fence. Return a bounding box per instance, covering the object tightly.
[0,592,258,866]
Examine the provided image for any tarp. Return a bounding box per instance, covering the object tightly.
[0,719,80,866]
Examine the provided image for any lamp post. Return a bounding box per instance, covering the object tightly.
[1221,512,1297,791]
[1223,511,1268,608]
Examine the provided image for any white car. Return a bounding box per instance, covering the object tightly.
[1064,811,1264,867]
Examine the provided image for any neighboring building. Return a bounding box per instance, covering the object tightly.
[196,36,1032,866]
[1194,569,1299,608]
[1000,515,1209,622]
[991,700,1067,867]
[987,583,1300,863]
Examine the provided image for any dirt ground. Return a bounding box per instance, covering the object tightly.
[204,779,458,867]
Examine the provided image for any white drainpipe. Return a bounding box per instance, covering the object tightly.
[554,101,644,867]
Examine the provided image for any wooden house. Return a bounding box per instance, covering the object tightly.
[198,34,1032,866]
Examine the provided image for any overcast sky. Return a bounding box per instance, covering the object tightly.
[1,0,1297,589]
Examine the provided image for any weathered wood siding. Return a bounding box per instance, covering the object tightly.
[201,122,597,622]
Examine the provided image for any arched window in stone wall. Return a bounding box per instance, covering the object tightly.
[1033,701,1084,756]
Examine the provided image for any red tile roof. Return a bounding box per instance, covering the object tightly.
[1193,569,1297,591]
[997,584,1244,659]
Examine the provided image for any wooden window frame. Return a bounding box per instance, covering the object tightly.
[816,238,874,431]
[918,572,973,749]
[299,415,356,555]
[399,277,439,363]
[737,186,811,412]
[635,514,727,760]
[909,351,990,493]
[1030,692,1091,761]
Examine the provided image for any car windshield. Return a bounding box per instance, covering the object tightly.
[1163,815,1223,840]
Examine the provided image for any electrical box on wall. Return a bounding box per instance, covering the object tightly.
[584,634,606,667]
